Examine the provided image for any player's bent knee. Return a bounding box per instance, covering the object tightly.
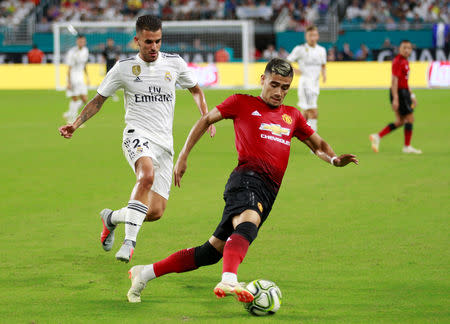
[194,241,222,267]
[145,208,164,221]
[137,174,154,191]
[234,222,258,244]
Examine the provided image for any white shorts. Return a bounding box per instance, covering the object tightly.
[122,127,173,200]
[66,79,87,97]
[298,86,319,110]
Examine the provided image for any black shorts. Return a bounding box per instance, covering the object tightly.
[390,88,413,116]
[212,170,277,241]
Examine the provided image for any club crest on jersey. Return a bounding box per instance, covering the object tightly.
[132,65,142,82]
[165,71,172,82]
[282,114,292,125]
[259,123,290,137]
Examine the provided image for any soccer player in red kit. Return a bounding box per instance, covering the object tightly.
[370,40,422,154]
[125,58,358,303]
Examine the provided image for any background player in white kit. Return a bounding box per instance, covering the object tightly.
[63,35,90,124]
[287,25,326,132]
[59,15,215,262]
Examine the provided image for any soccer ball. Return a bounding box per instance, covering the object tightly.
[244,279,282,316]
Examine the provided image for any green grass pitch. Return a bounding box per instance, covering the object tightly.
[0,88,448,323]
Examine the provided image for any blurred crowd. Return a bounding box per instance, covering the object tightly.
[34,0,328,29]
[344,0,449,29]
[326,42,373,61]
[0,0,37,26]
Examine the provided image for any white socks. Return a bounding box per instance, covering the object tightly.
[222,272,238,284]
[110,207,127,225]
[124,200,148,244]
[141,264,156,282]
[67,100,82,123]
[307,118,318,132]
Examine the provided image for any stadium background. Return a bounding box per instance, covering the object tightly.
[1,0,449,323]
[0,0,449,88]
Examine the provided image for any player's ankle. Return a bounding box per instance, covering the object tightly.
[222,272,238,284]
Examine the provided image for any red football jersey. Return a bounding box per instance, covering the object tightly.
[216,94,314,191]
[392,54,410,90]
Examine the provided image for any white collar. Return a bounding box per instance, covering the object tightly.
[136,52,161,66]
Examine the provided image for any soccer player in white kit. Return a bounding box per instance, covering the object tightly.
[63,35,90,124]
[59,15,216,263]
[287,25,326,132]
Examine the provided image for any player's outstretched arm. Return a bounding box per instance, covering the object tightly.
[188,84,216,137]
[67,66,72,90]
[58,94,107,139]
[303,133,358,167]
[174,108,223,187]
[391,75,399,111]
[321,64,327,83]
[84,65,90,86]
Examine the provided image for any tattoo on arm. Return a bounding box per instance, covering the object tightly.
[79,95,105,124]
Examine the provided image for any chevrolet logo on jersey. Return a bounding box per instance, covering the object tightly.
[259,123,290,137]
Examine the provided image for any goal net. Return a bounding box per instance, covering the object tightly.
[52,20,254,90]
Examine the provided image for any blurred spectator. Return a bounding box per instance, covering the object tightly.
[355,43,370,61]
[137,0,160,17]
[262,44,278,60]
[340,43,354,61]
[272,0,286,16]
[27,44,45,63]
[345,0,361,21]
[398,16,410,30]
[278,47,289,59]
[411,13,424,29]
[0,0,36,26]
[381,38,394,50]
[236,0,273,21]
[161,1,174,20]
[225,0,238,19]
[342,0,450,28]
[31,0,330,26]
[215,47,230,62]
[385,16,397,30]
[318,0,329,17]
[304,1,319,24]
[192,38,204,51]
[286,11,309,31]
[327,46,337,61]
[439,6,449,24]
[253,47,262,61]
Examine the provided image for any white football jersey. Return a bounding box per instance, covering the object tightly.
[287,43,326,91]
[97,52,197,154]
[66,46,89,82]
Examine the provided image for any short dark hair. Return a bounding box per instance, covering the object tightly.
[306,25,318,33]
[264,58,294,78]
[77,34,85,39]
[400,39,411,45]
[136,15,162,33]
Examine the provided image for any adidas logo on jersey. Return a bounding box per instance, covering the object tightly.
[251,110,261,116]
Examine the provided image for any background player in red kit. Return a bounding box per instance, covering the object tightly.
[125,58,358,303]
[370,40,422,154]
